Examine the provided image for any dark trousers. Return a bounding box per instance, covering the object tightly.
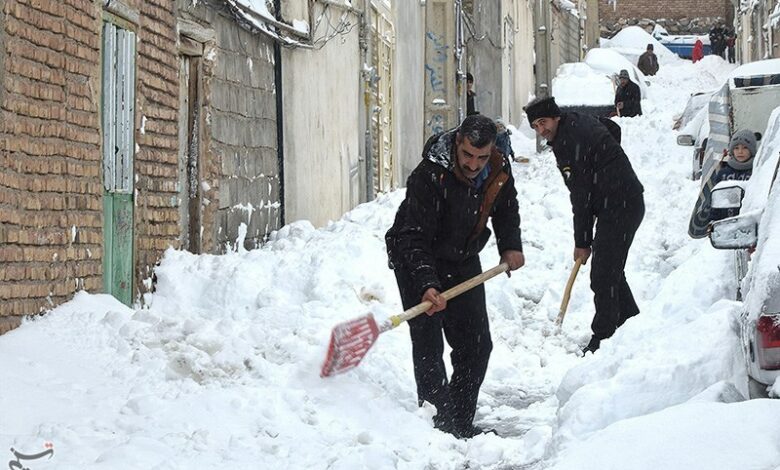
[393,256,492,432]
[590,194,645,340]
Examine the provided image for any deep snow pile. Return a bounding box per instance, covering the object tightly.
[3,56,780,470]
[600,25,678,65]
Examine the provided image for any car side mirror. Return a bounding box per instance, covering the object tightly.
[711,184,745,210]
[709,216,758,249]
[677,134,695,146]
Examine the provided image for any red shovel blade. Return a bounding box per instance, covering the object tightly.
[320,313,381,377]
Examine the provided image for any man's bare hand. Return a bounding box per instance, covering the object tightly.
[574,247,591,265]
[422,288,447,316]
[500,250,525,277]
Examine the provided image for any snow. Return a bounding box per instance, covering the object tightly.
[552,62,615,106]
[728,58,780,80]
[2,54,777,470]
[601,26,679,66]
[583,48,649,98]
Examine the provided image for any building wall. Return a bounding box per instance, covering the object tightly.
[281,1,361,227]
[177,0,280,251]
[468,1,503,121]
[133,0,182,290]
[0,0,104,332]
[550,3,581,73]
[466,0,536,128]
[599,0,731,23]
[599,0,732,35]
[0,0,183,330]
[392,0,425,184]
[507,0,535,125]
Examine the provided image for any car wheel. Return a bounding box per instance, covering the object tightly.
[748,377,770,399]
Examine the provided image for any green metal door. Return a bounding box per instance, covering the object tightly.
[101,22,136,306]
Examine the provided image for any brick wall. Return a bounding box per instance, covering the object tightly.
[600,0,730,22]
[0,0,182,331]
[599,0,733,34]
[134,0,181,285]
[0,0,103,332]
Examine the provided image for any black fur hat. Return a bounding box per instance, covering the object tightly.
[524,96,561,127]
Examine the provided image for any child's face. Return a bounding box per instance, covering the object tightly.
[732,144,752,162]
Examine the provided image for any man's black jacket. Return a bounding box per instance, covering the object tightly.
[549,113,644,248]
[386,129,523,296]
[615,80,642,117]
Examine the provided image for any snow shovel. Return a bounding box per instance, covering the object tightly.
[555,257,584,326]
[320,262,510,378]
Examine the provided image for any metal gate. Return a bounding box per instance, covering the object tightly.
[370,4,395,195]
[101,21,136,305]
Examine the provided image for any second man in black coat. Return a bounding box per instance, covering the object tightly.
[524,96,645,354]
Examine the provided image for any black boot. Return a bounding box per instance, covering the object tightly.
[457,424,498,439]
[581,336,600,355]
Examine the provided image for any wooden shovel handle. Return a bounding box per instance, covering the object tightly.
[556,258,584,326]
[387,262,510,329]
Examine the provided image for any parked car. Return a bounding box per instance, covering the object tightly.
[676,92,713,180]
[686,59,780,238]
[652,24,711,59]
[708,106,780,398]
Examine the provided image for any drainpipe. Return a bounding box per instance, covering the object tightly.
[455,0,465,123]
[360,0,374,202]
[274,0,285,226]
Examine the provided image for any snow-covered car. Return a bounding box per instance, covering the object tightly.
[676,91,714,180]
[685,60,780,182]
[709,107,780,398]
[652,24,711,59]
[687,59,780,238]
[552,48,647,117]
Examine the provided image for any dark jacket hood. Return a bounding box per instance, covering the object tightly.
[423,128,458,170]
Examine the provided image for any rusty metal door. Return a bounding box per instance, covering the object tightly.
[178,36,203,253]
[101,21,136,306]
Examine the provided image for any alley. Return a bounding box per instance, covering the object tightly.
[3,51,780,469]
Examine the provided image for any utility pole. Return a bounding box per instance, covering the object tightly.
[533,0,552,153]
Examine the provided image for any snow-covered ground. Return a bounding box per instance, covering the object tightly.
[3,56,780,470]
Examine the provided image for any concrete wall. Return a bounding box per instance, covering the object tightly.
[506,0,536,126]
[467,0,538,128]
[177,1,281,251]
[735,1,775,63]
[468,1,503,120]
[393,0,426,183]
[550,4,581,73]
[281,1,361,227]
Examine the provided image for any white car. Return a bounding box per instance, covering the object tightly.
[709,107,780,398]
[675,92,713,180]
